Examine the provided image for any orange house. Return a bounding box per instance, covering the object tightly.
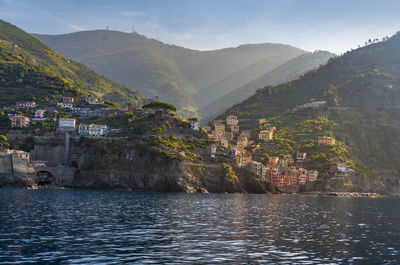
[11,115,30,128]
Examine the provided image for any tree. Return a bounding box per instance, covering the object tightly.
[142,101,177,112]
[188,117,199,122]
[0,135,9,149]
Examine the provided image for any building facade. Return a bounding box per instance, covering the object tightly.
[214,123,225,132]
[11,115,30,128]
[230,125,240,134]
[16,102,36,108]
[235,150,252,168]
[258,128,274,141]
[226,115,238,126]
[59,118,76,129]
[79,124,109,136]
[318,136,336,146]
[237,135,248,149]
[62,97,75,103]
[34,110,46,119]
[190,120,199,131]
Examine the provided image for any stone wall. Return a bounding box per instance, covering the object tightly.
[31,145,65,167]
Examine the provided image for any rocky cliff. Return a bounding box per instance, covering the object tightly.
[73,142,278,194]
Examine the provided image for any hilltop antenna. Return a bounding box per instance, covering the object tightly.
[106,26,109,30]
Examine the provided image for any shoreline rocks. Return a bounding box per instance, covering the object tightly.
[302,191,383,198]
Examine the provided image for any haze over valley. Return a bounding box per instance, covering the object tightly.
[34,30,334,118]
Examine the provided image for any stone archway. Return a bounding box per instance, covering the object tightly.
[36,170,54,186]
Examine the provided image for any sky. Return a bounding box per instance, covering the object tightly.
[1,0,400,54]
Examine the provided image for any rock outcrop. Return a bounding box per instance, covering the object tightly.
[0,151,37,188]
[73,158,277,194]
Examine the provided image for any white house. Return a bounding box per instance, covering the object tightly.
[79,124,109,136]
[32,110,46,121]
[189,120,199,131]
[210,144,217,157]
[34,110,46,119]
[16,102,36,108]
[251,161,267,178]
[226,115,238,126]
[59,118,76,128]
[89,124,109,136]
[58,102,74,109]
[337,164,348,172]
[299,101,327,109]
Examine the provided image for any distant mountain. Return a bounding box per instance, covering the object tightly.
[34,30,310,116]
[199,51,334,121]
[191,44,309,107]
[219,32,400,185]
[0,20,143,107]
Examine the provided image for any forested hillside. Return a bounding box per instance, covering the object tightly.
[219,32,400,181]
[0,20,143,106]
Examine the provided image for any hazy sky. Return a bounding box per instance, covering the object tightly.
[1,0,400,54]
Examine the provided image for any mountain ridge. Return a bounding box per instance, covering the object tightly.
[33,30,322,117]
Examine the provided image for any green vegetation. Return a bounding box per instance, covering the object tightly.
[147,135,208,161]
[188,117,199,122]
[0,19,143,107]
[222,163,239,184]
[252,109,361,177]
[0,134,8,149]
[143,101,177,112]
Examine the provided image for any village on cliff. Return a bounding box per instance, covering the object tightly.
[1,95,355,191]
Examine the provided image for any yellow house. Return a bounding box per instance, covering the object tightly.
[318,136,336,146]
[308,170,319,182]
[235,150,252,168]
[214,123,225,132]
[269,156,279,165]
[258,129,274,141]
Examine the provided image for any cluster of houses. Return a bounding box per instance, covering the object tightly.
[205,115,276,162]
[204,115,354,189]
[263,153,319,188]
[231,150,320,189]
[52,117,110,136]
[8,97,111,137]
[10,96,108,125]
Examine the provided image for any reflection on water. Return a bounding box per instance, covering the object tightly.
[0,189,399,264]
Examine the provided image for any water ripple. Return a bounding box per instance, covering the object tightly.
[0,189,399,264]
